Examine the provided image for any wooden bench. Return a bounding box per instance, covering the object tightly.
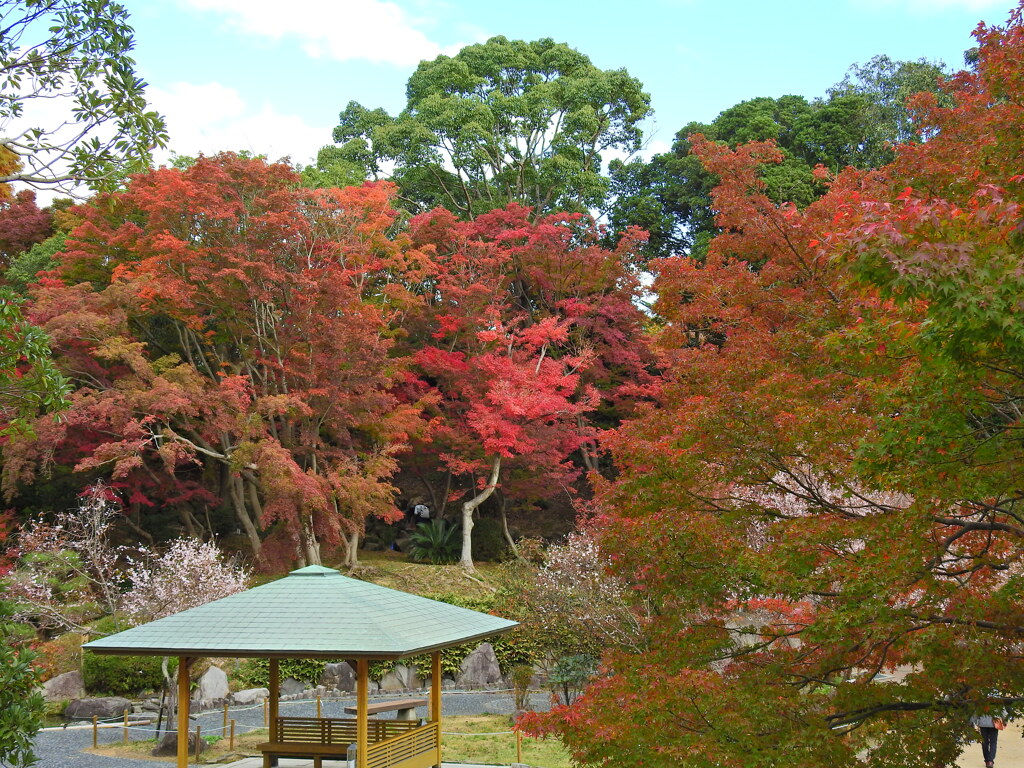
[343,697,428,721]
[258,740,348,768]
[258,716,418,768]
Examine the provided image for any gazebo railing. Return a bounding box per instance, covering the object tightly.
[365,721,440,768]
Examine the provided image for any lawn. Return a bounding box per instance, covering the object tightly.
[86,714,573,767]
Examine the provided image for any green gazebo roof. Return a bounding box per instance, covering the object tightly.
[83,565,517,659]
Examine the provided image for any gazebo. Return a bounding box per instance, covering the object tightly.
[83,565,518,768]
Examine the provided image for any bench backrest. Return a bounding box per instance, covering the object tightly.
[275,716,418,745]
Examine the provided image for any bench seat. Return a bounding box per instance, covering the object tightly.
[257,740,349,768]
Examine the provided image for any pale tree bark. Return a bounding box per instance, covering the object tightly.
[497,495,523,562]
[344,530,360,569]
[230,475,262,558]
[300,517,322,566]
[460,455,502,573]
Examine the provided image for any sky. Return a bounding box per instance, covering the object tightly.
[56,0,1024,173]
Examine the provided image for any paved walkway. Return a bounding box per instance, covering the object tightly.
[956,720,1024,768]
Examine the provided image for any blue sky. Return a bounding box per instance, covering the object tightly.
[125,0,1014,169]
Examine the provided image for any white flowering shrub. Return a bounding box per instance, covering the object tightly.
[531,527,650,654]
[121,538,249,624]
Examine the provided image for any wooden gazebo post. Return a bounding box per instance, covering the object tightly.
[176,656,190,768]
[357,659,369,768]
[268,659,280,743]
[431,651,442,768]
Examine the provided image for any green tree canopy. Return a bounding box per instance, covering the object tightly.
[320,36,650,219]
[0,0,167,192]
[608,57,946,260]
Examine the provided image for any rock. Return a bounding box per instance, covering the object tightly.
[151,730,207,757]
[193,665,229,708]
[379,670,405,692]
[65,696,133,721]
[394,664,421,690]
[456,643,503,688]
[41,671,85,703]
[280,677,307,696]
[321,662,355,692]
[231,687,269,706]
[140,697,162,712]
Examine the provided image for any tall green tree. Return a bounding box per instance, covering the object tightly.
[322,36,650,219]
[608,58,946,260]
[0,0,167,191]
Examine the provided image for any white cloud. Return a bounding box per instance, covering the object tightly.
[148,81,328,168]
[177,0,463,66]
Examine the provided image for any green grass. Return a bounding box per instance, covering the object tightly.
[87,714,573,767]
[441,714,572,768]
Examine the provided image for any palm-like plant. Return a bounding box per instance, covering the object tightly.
[407,519,461,565]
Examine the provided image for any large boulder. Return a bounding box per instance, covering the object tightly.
[456,643,503,688]
[320,662,355,692]
[193,665,229,709]
[42,671,85,703]
[394,664,421,690]
[65,696,132,721]
[280,677,307,696]
[230,687,269,706]
[152,730,207,757]
[379,668,408,692]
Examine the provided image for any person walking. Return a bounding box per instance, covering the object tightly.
[970,712,1005,768]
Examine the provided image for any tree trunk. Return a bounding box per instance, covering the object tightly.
[301,517,321,566]
[345,529,359,569]
[497,495,523,562]
[459,455,501,573]
[230,475,262,558]
[577,414,599,473]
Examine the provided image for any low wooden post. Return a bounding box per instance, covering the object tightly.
[92,715,98,749]
[317,694,322,719]
[229,719,236,750]
[223,702,228,732]
[194,726,201,767]
[517,731,522,764]
[263,698,268,727]
[123,708,129,745]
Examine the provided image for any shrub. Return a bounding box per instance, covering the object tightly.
[36,632,84,681]
[407,520,460,564]
[547,654,598,706]
[82,651,163,695]
[234,658,335,688]
[0,640,44,768]
[510,664,534,711]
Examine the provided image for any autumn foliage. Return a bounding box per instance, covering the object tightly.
[3,153,652,571]
[520,6,1024,768]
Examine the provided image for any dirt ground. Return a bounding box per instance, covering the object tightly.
[956,720,1024,767]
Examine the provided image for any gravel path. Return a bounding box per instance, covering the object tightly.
[33,691,552,768]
